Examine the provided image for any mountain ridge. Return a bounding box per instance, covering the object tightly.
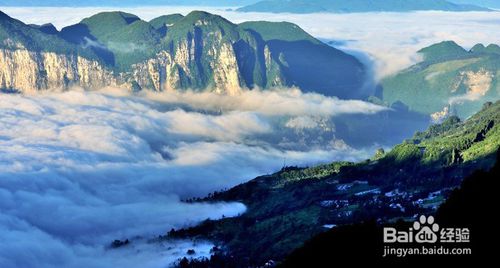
[0,10,366,98]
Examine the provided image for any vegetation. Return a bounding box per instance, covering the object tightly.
[379,41,500,118]
[149,14,184,35]
[238,21,319,43]
[1,10,366,96]
[0,11,100,61]
[418,40,469,61]
[170,101,500,267]
[60,11,161,71]
[278,149,500,266]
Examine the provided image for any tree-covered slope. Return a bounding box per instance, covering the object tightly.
[280,152,499,266]
[238,20,365,97]
[169,101,500,266]
[0,11,98,60]
[379,41,500,119]
[237,0,490,13]
[59,11,160,70]
[149,13,184,35]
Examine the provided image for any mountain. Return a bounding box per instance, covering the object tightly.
[0,11,114,93]
[0,10,366,97]
[378,41,500,120]
[169,101,500,266]
[237,0,490,13]
[0,1,259,7]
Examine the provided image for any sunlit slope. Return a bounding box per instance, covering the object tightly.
[379,41,500,119]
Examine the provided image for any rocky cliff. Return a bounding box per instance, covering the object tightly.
[0,48,115,92]
[0,10,366,98]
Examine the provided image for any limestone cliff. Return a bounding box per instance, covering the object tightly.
[0,48,116,93]
[130,28,246,94]
[0,10,366,98]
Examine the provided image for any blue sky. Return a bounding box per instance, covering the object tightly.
[0,0,256,6]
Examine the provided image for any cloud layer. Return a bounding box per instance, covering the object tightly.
[0,88,383,267]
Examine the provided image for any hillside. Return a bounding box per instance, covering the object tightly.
[237,0,490,13]
[378,41,500,119]
[0,10,366,98]
[0,11,97,59]
[169,101,500,266]
[280,151,499,266]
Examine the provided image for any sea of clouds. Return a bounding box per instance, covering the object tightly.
[0,87,385,267]
[1,5,499,267]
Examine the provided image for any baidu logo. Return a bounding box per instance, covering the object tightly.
[413,215,439,243]
[382,215,472,257]
[383,215,469,244]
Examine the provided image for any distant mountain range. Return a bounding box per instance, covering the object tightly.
[237,0,491,13]
[377,41,500,119]
[0,10,366,98]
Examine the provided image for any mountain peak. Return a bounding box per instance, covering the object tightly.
[30,23,58,35]
[239,21,319,43]
[81,11,140,25]
[486,44,500,54]
[470,43,500,55]
[181,10,234,27]
[149,14,184,30]
[164,10,239,42]
[67,11,145,44]
[418,41,467,61]
[0,10,11,20]
[471,43,486,52]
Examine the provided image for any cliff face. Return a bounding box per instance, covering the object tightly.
[0,48,116,93]
[0,11,366,98]
[127,14,282,95]
[131,32,246,95]
[0,40,256,94]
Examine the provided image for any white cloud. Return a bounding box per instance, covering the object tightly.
[0,88,381,267]
[141,88,387,116]
[0,212,219,268]
[81,37,107,50]
[162,109,272,141]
